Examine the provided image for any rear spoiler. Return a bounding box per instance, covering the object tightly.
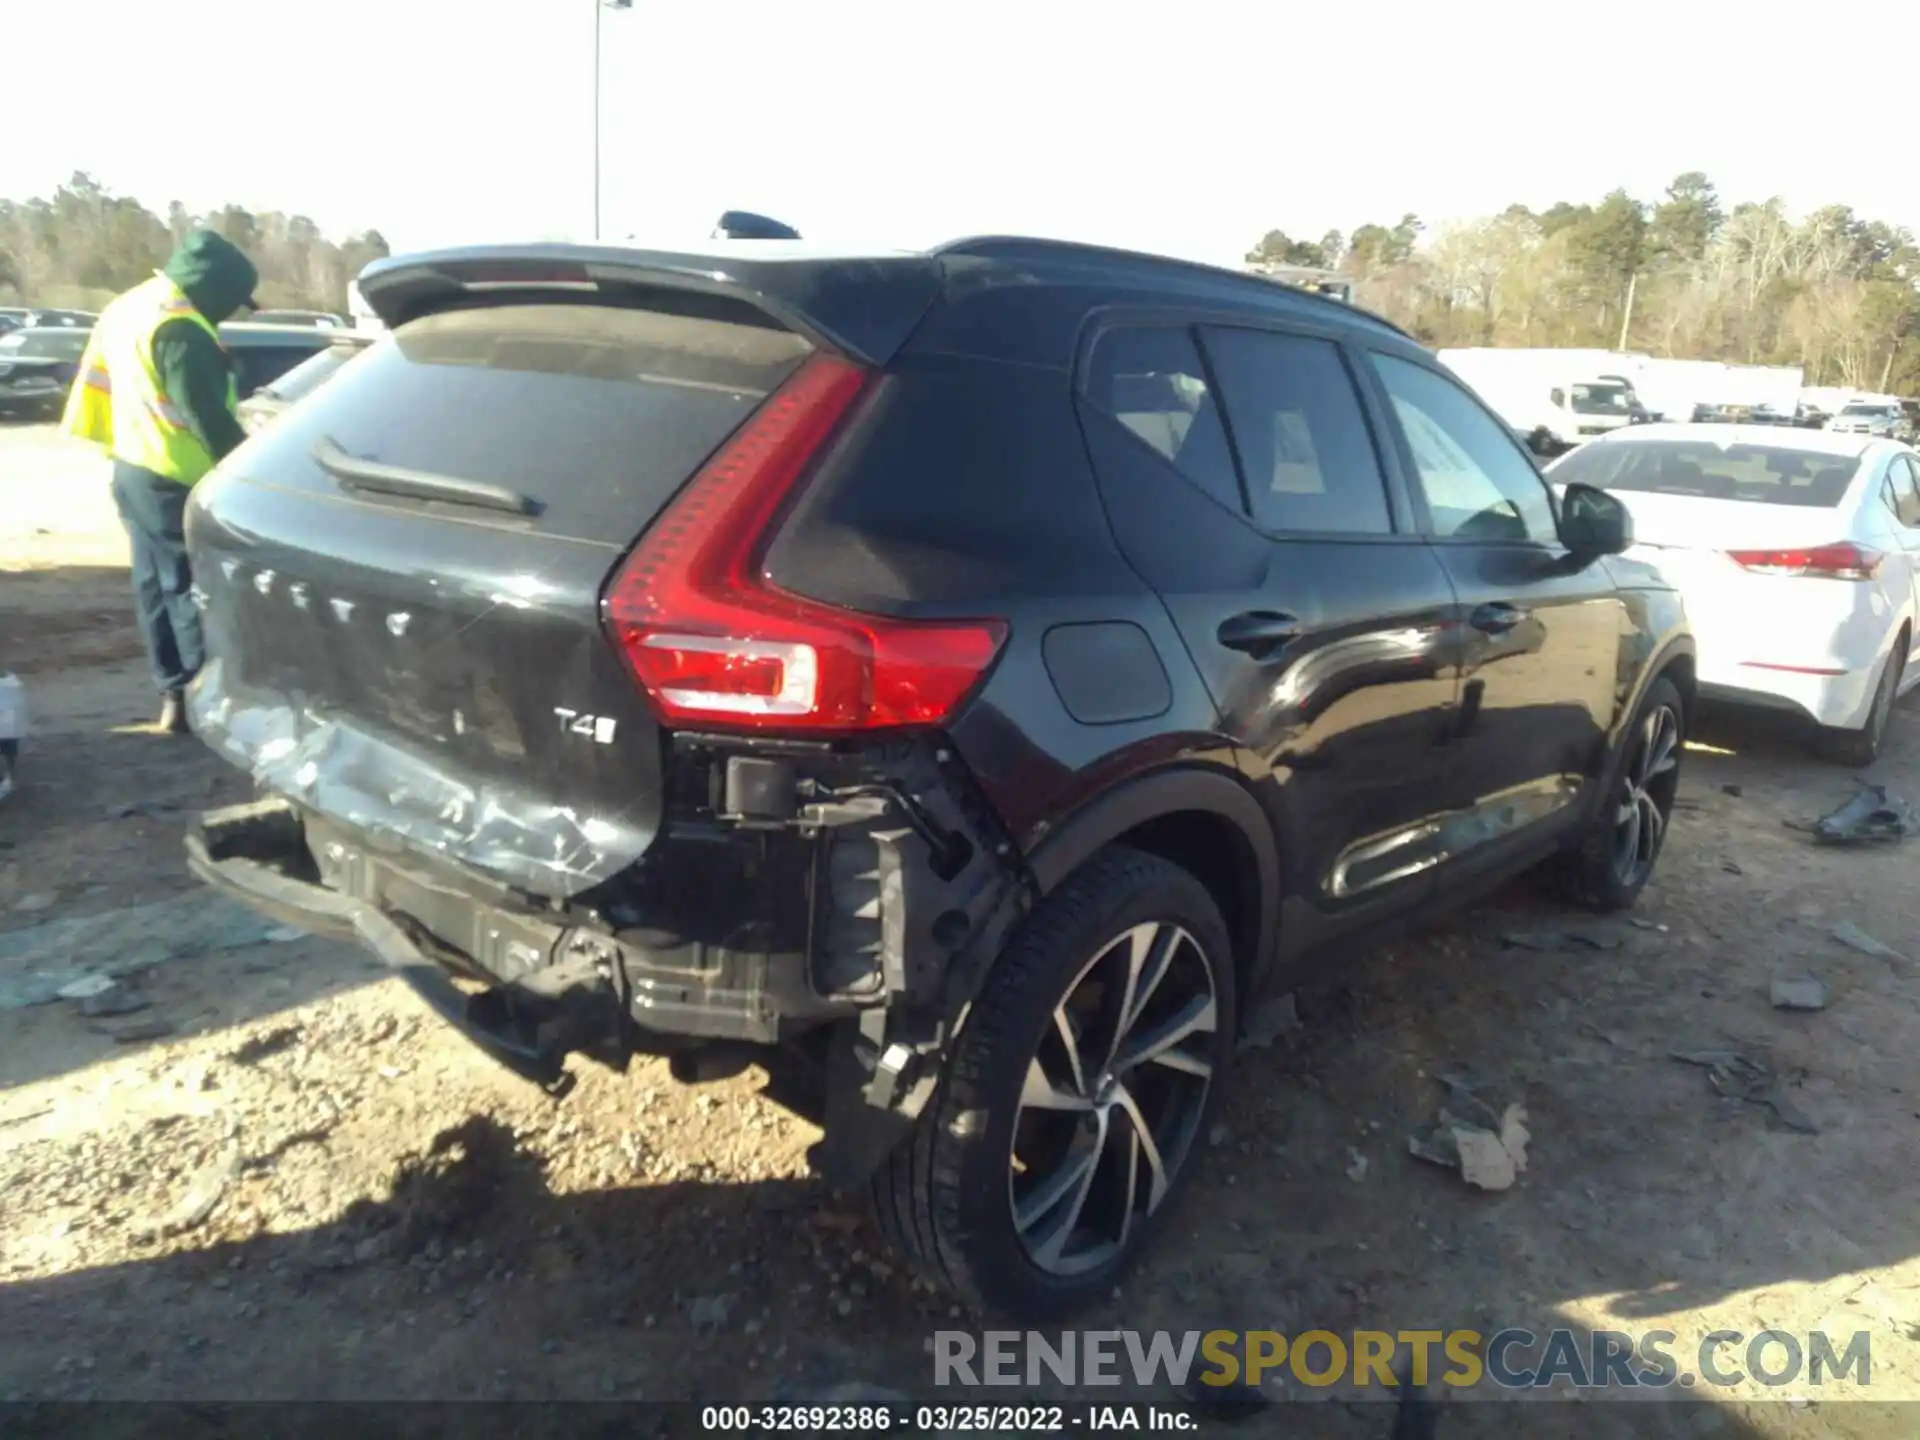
[355,244,946,369]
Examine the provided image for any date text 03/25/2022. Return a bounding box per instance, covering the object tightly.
[699,1405,1195,1431]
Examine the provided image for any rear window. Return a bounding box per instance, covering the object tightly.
[234,302,813,542]
[1551,439,1860,508]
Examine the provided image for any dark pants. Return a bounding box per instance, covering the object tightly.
[110,461,204,696]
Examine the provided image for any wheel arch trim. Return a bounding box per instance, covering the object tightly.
[1023,764,1280,993]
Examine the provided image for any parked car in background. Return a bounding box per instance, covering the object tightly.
[238,330,376,434]
[17,308,96,330]
[0,325,92,420]
[1549,424,1920,764]
[217,322,340,402]
[1827,399,1911,441]
[183,236,1692,1316]
[248,309,350,329]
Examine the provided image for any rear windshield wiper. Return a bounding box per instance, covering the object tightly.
[312,436,542,516]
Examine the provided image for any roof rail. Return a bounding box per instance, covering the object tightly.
[932,235,1414,341]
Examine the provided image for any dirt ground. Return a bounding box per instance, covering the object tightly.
[3,420,1918,1436]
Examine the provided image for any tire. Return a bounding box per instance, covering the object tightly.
[1816,637,1904,769]
[1540,675,1686,912]
[871,845,1236,1318]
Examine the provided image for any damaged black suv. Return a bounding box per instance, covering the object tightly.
[183,237,1692,1317]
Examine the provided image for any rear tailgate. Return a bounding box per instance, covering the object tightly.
[186,254,940,899]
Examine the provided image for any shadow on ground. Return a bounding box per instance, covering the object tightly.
[0,717,376,1093]
[0,1111,1843,1438]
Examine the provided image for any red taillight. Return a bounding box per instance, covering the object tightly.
[603,352,1008,732]
[1726,543,1882,581]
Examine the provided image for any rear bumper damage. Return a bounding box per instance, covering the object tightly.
[186,737,1030,1183]
[186,799,605,1094]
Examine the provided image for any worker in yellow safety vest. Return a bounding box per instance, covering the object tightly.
[64,230,259,735]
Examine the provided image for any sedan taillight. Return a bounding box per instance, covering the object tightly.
[1726,542,1883,581]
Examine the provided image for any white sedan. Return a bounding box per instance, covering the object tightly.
[1547,424,1920,765]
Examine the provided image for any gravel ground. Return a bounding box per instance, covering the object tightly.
[3,419,1919,1436]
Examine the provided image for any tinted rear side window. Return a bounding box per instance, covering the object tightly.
[1081,326,1241,514]
[230,303,813,542]
[1199,327,1392,535]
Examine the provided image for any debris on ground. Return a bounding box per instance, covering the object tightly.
[1770,976,1830,1012]
[105,800,179,820]
[135,1150,240,1240]
[1670,1049,1819,1133]
[686,1293,736,1334]
[0,893,279,1010]
[1722,860,1743,875]
[230,1025,303,1065]
[1238,992,1300,1051]
[79,984,152,1018]
[1407,1076,1531,1191]
[1499,921,1627,953]
[0,671,22,806]
[1827,920,1906,963]
[54,974,115,1001]
[95,1016,176,1043]
[1792,785,1918,847]
[1722,784,1744,798]
[1346,1147,1368,1182]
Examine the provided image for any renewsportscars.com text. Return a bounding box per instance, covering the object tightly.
[934,1328,1873,1391]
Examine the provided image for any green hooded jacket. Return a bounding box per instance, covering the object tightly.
[149,229,259,466]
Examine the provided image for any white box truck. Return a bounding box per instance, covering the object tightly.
[1436,348,1649,455]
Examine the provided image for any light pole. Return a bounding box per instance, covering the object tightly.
[594,0,632,241]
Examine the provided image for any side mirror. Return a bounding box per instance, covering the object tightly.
[1559,481,1633,559]
[1550,387,1566,408]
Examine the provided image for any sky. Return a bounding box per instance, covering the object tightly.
[8,0,1920,265]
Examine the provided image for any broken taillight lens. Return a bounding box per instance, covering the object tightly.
[602,352,1007,732]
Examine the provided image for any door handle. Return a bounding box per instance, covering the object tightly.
[1217,610,1302,656]
[1470,601,1528,635]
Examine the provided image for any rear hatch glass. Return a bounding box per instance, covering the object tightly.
[189,300,813,897]
[263,303,813,541]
